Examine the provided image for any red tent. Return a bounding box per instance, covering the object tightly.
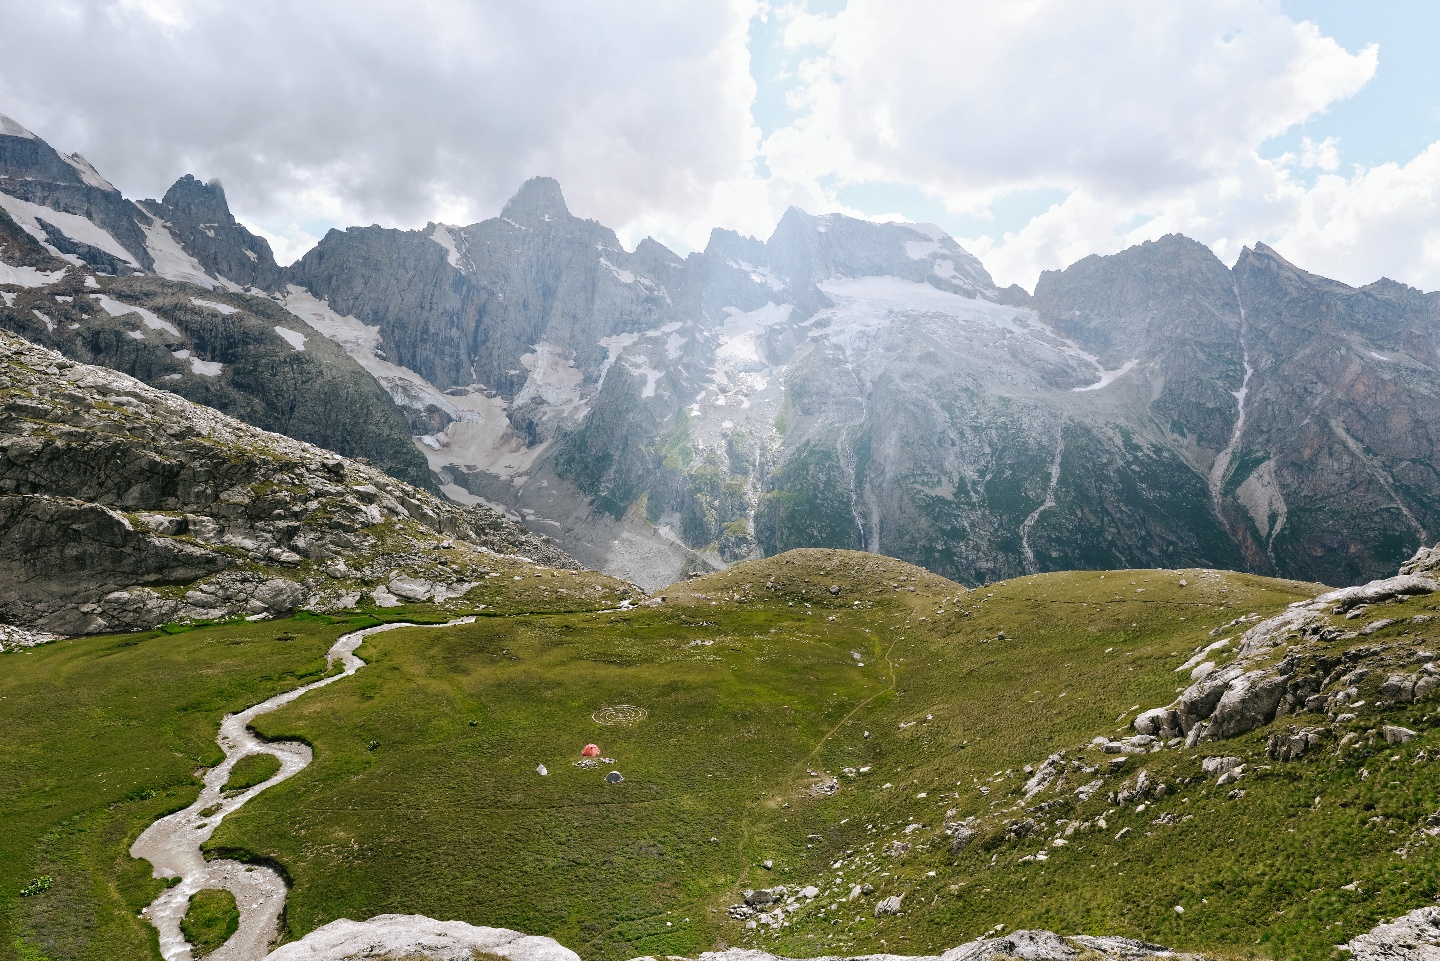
[582,743,600,757]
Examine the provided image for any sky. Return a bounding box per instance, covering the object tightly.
[0,1,1436,292]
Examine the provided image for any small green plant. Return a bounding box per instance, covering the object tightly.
[180,888,240,957]
[222,753,282,793]
[19,875,53,896]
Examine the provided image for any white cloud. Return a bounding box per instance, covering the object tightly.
[1,0,1430,292]
[746,0,1411,290]
[0,0,760,263]
[1299,135,1341,172]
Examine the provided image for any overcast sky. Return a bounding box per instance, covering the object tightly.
[1,1,1436,291]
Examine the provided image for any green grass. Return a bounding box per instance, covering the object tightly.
[0,613,376,961]
[12,549,1440,960]
[179,889,239,957]
[223,754,282,793]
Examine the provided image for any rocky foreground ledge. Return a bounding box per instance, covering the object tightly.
[259,908,1440,961]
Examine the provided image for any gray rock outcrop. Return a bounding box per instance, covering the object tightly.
[1124,550,1440,746]
[1345,906,1440,960]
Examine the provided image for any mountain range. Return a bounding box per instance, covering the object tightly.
[4,113,1439,591]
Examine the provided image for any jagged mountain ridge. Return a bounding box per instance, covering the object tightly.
[4,112,1440,590]
[288,178,1440,589]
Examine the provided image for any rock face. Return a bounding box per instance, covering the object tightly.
[258,916,1200,961]
[262,915,583,961]
[1345,906,1440,960]
[1116,549,1440,747]
[279,179,1440,590]
[0,114,154,273]
[0,331,584,634]
[138,174,283,290]
[0,202,432,487]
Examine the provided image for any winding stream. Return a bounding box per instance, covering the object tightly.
[131,617,476,961]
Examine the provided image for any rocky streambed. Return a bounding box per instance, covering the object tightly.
[130,618,474,961]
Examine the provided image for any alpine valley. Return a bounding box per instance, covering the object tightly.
[10,113,1440,961]
[6,114,1440,593]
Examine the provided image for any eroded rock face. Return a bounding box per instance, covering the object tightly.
[0,332,586,633]
[0,207,433,488]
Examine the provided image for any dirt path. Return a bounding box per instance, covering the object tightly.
[130,618,475,961]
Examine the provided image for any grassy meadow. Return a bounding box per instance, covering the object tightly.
[7,549,1440,960]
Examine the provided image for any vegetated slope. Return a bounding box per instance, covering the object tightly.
[0,332,632,634]
[190,547,1435,961]
[8,548,1440,960]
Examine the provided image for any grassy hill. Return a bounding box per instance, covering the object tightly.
[6,549,1440,960]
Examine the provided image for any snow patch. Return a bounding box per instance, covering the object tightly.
[599,257,635,284]
[729,259,786,290]
[94,294,181,336]
[0,192,138,265]
[61,152,116,191]
[624,357,664,398]
[0,291,13,307]
[283,285,548,482]
[430,223,463,268]
[516,341,586,408]
[0,262,66,288]
[903,240,941,260]
[142,218,215,288]
[597,331,642,385]
[191,298,238,315]
[0,114,37,139]
[273,326,307,351]
[906,222,948,241]
[189,357,223,377]
[32,309,54,332]
[814,276,1027,358]
[1072,360,1138,392]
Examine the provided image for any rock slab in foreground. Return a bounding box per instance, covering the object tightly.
[263,920,1200,961]
[262,915,582,961]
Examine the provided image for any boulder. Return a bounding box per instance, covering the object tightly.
[873,895,903,917]
[1205,669,1289,740]
[1383,725,1418,745]
[1201,756,1243,779]
[1132,708,1177,738]
[1267,727,1325,762]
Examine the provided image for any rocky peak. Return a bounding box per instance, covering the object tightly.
[500,176,571,226]
[0,115,37,139]
[0,115,93,188]
[765,206,994,295]
[160,174,235,226]
[143,173,281,289]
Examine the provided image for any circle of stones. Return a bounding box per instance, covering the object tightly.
[592,704,648,726]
